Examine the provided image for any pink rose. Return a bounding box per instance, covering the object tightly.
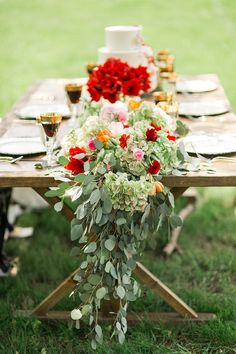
[117,111,128,122]
[108,122,124,135]
[88,138,96,151]
[133,148,144,160]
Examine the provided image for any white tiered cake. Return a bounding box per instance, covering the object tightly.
[98,25,157,90]
[98,25,146,67]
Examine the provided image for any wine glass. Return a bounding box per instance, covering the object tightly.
[37,112,62,167]
[65,83,83,126]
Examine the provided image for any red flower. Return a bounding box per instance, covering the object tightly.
[123,78,141,96]
[65,158,85,175]
[87,58,150,103]
[69,146,86,157]
[146,128,157,141]
[150,122,162,131]
[119,134,130,148]
[65,146,87,175]
[167,134,176,142]
[123,124,129,128]
[148,160,161,175]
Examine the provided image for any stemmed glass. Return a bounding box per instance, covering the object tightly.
[37,112,62,167]
[65,83,83,126]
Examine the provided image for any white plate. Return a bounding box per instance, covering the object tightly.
[182,134,236,155]
[15,104,71,119]
[179,100,230,117]
[176,80,218,93]
[0,137,46,155]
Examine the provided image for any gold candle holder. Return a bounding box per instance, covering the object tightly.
[159,62,174,73]
[158,101,179,119]
[153,91,173,104]
[86,63,98,75]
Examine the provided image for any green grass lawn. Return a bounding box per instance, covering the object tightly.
[1,0,236,353]
[1,194,236,353]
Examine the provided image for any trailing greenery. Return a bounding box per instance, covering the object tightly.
[47,99,191,348]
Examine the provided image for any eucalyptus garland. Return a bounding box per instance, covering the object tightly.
[48,99,193,349]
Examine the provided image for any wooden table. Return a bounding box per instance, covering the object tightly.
[1,74,235,323]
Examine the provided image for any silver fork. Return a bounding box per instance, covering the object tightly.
[0,155,23,164]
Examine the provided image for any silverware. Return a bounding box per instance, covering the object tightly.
[0,155,23,164]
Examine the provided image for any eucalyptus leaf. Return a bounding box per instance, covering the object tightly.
[80,261,88,269]
[168,192,175,208]
[91,339,97,350]
[74,153,85,159]
[97,166,106,174]
[94,139,103,150]
[90,189,101,204]
[96,287,106,300]
[84,242,97,253]
[104,239,116,251]
[88,273,101,285]
[118,330,125,344]
[54,201,63,212]
[58,155,69,166]
[95,207,103,224]
[116,285,126,299]
[71,224,83,241]
[103,197,113,213]
[84,161,90,172]
[105,261,112,273]
[116,218,126,226]
[45,188,63,198]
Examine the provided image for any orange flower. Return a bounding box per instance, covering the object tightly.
[155,181,164,193]
[97,129,111,144]
[128,99,141,110]
[149,181,164,196]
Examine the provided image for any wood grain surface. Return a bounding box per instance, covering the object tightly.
[1,75,236,187]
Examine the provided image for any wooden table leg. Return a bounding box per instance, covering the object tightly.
[15,186,216,323]
[134,262,198,318]
[32,268,79,316]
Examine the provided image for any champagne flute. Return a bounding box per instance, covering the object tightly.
[37,112,62,167]
[65,83,83,126]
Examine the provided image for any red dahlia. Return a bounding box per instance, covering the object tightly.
[65,158,85,175]
[167,134,176,142]
[87,58,150,103]
[146,128,157,141]
[65,146,87,175]
[119,134,130,149]
[148,160,161,175]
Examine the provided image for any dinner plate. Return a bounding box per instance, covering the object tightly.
[176,80,218,93]
[182,134,236,155]
[0,137,46,155]
[179,100,230,117]
[15,104,71,119]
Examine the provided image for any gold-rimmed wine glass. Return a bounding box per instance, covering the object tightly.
[65,83,83,126]
[37,112,62,167]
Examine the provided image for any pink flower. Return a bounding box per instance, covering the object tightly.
[108,122,124,135]
[133,148,145,160]
[88,138,96,151]
[117,111,128,122]
[106,163,111,171]
[101,105,115,119]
